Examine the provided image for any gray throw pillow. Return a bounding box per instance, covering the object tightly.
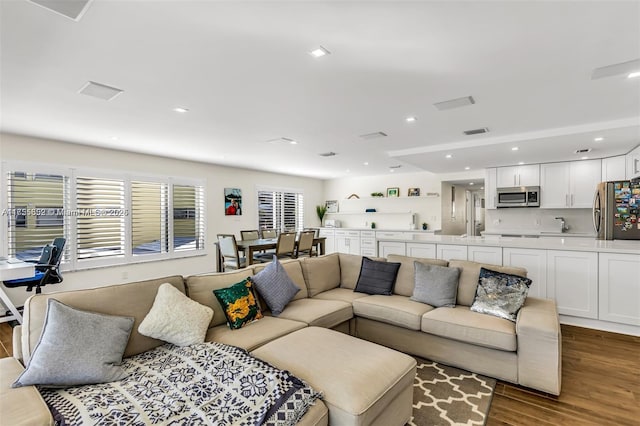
[411,262,461,308]
[13,299,134,388]
[252,256,300,316]
[470,267,532,322]
[354,257,401,295]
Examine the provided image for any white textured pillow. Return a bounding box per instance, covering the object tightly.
[139,283,213,346]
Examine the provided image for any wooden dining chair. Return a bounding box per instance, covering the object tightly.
[255,231,296,261]
[217,234,246,271]
[295,230,317,258]
[240,230,260,240]
[261,228,277,239]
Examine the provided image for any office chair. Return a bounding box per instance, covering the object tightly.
[3,237,66,294]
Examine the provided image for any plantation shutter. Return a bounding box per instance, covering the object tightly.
[76,176,125,260]
[257,189,304,232]
[131,181,168,255]
[172,184,205,251]
[6,172,69,261]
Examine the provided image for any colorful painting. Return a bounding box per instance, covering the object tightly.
[224,188,242,215]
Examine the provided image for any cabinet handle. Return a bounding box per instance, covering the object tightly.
[514,175,517,186]
[635,158,639,174]
[566,194,569,207]
[571,194,575,206]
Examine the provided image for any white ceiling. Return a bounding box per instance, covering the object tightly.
[1,0,639,179]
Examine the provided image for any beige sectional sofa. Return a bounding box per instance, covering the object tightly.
[0,252,562,425]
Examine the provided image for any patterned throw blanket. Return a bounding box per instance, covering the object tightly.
[41,342,322,425]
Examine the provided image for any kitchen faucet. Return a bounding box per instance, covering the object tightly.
[555,217,569,233]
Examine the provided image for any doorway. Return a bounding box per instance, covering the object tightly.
[440,179,485,236]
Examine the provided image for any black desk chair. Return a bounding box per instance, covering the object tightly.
[3,237,66,294]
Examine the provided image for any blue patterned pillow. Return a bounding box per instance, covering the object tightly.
[470,267,531,321]
[252,256,300,316]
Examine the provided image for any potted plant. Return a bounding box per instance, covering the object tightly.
[422,222,428,230]
[316,205,327,226]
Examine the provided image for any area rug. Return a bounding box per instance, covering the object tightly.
[407,358,496,426]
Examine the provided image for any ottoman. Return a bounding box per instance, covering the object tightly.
[251,327,416,426]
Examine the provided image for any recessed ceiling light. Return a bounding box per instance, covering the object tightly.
[363,162,369,166]
[289,140,298,145]
[346,169,350,173]
[405,116,417,123]
[594,137,604,142]
[464,166,470,170]
[173,107,189,113]
[481,187,484,190]
[110,136,118,141]
[518,161,525,165]
[581,156,589,160]
[445,154,452,159]
[628,71,640,79]
[389,169,395,173]
[309,46,330,58]
[469,182,474,185]
[511,147,519,151]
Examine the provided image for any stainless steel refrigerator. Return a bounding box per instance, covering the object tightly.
[593,180,640,240]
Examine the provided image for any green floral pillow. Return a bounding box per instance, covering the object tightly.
[213,278,263,330]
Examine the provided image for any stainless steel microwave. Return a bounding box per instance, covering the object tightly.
[496,186,540,208]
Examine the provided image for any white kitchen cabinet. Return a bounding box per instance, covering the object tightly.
[467,246,502,265]
[406,243,436,259]
[319,228,335,254]
[360,230,376,257]
[598,253,640,326]
[485,168,497,209]
[335,230,361,255]
[496,164,539,187]
[378,241,406,257]
[502,247,547,299]
[375,231,406,239]
[540,160,601,208]
[546,250,598,319]
[436,244,468,261]
[601,156,627,182]
[626,145,640,179]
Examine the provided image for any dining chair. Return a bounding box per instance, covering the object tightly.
[255,231,296,261]
[261,228,277,239]
[240,230,260,240]
[217,234,246,271]
[296,230,317,258]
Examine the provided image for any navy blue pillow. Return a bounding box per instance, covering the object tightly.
[354,257,401,295]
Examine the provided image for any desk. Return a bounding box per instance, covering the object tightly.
[0,260,34,324]
[216,237,326,272]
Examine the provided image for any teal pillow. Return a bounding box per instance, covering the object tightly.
[213,278,263,329]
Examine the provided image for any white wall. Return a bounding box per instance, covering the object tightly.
[0,133,324,305]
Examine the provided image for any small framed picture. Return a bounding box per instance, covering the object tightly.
[386,187,399,197]
[408,188,420,197]
[326,200,338,213]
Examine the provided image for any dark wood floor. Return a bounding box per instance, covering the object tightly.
[1,323,638,425]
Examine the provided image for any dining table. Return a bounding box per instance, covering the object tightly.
[215,236,326,272]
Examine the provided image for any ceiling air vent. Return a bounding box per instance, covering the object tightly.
[434,96,475,111]
[389,165,402,169]
[319,152,337,157]
[78,81,123,101]
[359,132,388,140]
[575,148,592,154]
[28,0,93,21]
[463,127,489,136]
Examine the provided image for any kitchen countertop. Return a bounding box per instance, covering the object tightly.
[376,234,640,255]
[481,228,596,238]
[322,227,439,233]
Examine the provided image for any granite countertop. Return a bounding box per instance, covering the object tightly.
[376,234,640,255]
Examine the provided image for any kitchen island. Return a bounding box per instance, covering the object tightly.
[377,234,640,336]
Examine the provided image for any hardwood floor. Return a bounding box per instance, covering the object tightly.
[0,323,638,425]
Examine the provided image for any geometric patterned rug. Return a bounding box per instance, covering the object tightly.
[407,358,496,426]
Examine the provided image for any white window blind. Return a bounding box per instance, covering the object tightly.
[132,180,168,256]
[6,172,69,261]
[76,176,125,261]
[257,189,304,232]
[172,184,205,251]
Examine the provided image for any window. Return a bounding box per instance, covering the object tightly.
[257,188,304,232]
[2,165,205,268]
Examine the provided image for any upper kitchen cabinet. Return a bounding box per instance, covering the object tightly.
[626,145,640,180]
[601,156,627,182]
[540,159,601,208]
[496,164,540,188]
[485,168,497,209]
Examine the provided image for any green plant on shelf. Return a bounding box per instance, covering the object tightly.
[371,192,384,197]
[316,205,327,225]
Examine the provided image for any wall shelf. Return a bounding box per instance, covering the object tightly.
[326,211,412,216]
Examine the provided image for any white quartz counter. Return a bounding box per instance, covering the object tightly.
[481,228,596,238]
[322,227,439,233]
[377,234,640,255]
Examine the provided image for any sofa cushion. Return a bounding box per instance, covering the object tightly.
[354,257,401,295]
[448,260,528,307]
[185,269,254,327]
[338,253,386,289]
[411,262,461,308]
[387,254,449,297]
[353,295,434,330]
[252,258,308,300]
[470,267,531,321]
[138,283,213,346]
[277,298,353,328]
[213,278,263,330]
[302,253,341,297]
[14,299,134,388]
[0,357,54,425]
[251,257,301,316]
[313,288,370,304]
[421,306,517,351]
[205,316,307,351]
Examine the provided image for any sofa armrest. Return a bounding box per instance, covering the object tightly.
[516,297,562,395]
[0,357,53,425]
[12,325,23,363]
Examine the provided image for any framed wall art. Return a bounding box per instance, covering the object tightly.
[387,187,399,197]
[224,188,242,215]
[408,188,421,197]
